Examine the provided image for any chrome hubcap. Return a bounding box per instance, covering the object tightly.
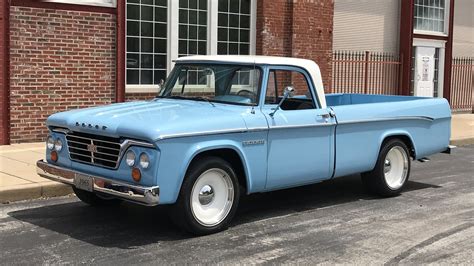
[384,146,409,190]
[384,159,392,173]
[190,168,234,227]
[198,185,214,205]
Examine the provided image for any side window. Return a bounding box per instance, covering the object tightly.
[265,69,316,110]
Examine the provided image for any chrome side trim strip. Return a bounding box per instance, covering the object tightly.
[121,139,155,149]
[36,160,159,206]
[157,128,249,140]
[337,116,434,125]
[51,127,70,134]
[269,123,336,130]
[155,123,336,140]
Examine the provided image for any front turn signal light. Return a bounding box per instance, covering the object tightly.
[132,168,141,182]
[51,150,58,162]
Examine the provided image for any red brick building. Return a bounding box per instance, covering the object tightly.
[0,0,471,145]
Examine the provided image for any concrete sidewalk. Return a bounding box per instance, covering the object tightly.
[0,143,72,203]
[1,114,473,204]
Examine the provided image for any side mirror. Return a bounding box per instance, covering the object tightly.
[270,86,294,117]
[157,79,165,91]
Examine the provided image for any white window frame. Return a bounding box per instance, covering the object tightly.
[413,0,450,37]
[46,0,116,7]
[126,0,257,93]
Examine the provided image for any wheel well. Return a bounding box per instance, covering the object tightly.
[382,135,416,158]
[190,148,248,193]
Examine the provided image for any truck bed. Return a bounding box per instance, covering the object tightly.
[326,93,427,106]
[325,93,452,178]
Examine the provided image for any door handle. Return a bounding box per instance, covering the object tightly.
[317,113,331,119]
[317,110,335,119]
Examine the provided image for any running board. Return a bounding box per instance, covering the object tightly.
[418,157,430,162]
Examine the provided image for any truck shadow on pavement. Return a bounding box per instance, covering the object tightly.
[8,174,440,249]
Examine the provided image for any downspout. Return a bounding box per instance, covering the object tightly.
[442,0,455,104]
[115,0,125,103]
[1,0,10,145]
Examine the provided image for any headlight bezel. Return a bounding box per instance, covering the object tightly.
[125,150,136,167]
[54,138,63,152]
[46,136,55,150]
[139,152,150,169]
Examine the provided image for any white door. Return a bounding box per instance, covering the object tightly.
[414,47,436,97]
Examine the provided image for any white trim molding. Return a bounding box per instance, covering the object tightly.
[46,0,116,8]
[125,85,160,94]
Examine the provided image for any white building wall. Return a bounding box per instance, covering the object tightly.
[333,0,401,53]
[453,0,474,57]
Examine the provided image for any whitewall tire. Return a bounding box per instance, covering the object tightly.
[172,156,240,235]
[361,139,411,197]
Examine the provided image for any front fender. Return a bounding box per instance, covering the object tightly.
[155,138,256,204]
[182,140,253,190]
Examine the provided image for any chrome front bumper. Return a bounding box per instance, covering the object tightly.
[36,160,159,206]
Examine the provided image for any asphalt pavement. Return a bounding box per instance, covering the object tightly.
[0,145,473,265]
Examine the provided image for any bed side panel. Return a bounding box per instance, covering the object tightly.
[332,97,451,178]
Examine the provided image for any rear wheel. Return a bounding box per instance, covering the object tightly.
[73,187,121,206]
[172,156,240,235]
[361,139,411,197]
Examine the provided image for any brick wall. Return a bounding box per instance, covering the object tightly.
[256,0,334,92]
[9,6,116,143]
[125,92,156,101]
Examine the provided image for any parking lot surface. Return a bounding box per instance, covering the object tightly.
[0,145,473,264]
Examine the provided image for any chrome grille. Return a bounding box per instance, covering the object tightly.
[66,132,121,169]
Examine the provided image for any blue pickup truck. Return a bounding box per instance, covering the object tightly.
[37,55,452,235]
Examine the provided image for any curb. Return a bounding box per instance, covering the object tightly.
[450,137,474,147]
[0,182,73,204]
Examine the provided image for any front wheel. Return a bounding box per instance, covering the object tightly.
[361,139,411,197]
[172,156,240,235]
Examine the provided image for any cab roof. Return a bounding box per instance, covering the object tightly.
[175,55,327,107]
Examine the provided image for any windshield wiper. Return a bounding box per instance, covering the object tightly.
[157,95,215,107]
[188,96,216,107]
[156,95,188,100]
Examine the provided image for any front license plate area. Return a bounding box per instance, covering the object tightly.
[74,173,94,192]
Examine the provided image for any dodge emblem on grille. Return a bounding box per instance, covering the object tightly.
[87,143,98,153]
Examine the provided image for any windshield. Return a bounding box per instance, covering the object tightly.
[158,63,262,105]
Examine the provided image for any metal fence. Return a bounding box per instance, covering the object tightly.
[332,51,402,95]
[450,57,473,113]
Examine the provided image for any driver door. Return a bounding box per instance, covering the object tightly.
[262,66,335,190]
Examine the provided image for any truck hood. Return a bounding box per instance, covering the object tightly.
[46,99,250,142]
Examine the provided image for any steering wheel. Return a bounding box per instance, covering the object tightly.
[237,89,257,100]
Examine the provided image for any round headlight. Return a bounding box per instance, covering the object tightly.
[46,136,55,150]
[125,150,136,167]
[139,153,150,169]
[54,138,63,152]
